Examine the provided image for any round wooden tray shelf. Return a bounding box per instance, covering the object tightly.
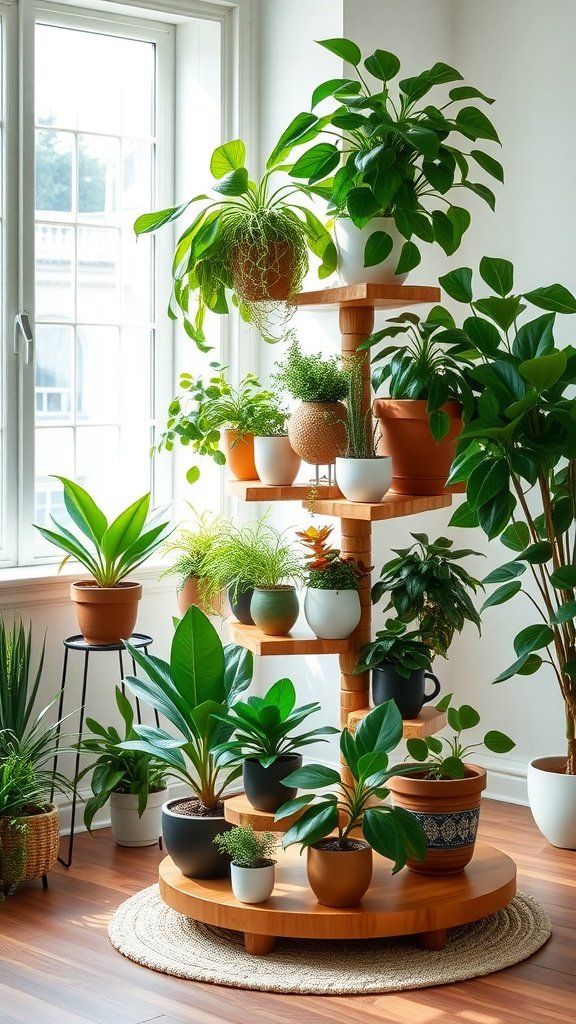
[159,842,516,956]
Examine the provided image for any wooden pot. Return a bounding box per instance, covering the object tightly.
[306,841,373,906]
[0,804,60,893]
[372,398,463,495]
[288,402,347,466]
[176,578,222,617]
[387,764,487,875]
[71,580,142,646]
[223,430,257,481]
[230,240,300,301]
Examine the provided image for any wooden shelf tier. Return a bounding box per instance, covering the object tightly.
[295,282,441,310]
[228,620,351,656]
[224,794,303,832]
[310,491,452,521]
[348,705,447,738]
[159,842,516,956]
[226,480,339,502]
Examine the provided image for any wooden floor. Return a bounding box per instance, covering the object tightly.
[0,800,574,1024]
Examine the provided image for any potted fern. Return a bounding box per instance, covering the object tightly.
[159,508,228,615]
[213,826,277,904]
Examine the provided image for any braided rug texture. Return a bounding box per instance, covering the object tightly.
[108,885,550,994]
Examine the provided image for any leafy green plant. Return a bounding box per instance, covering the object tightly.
[159,508,229,595]
[199,516,304,606]
[272,38,501,276]
[121,606,253,810]
[355,619,434,677]
[272,336,349,402]
[297,524,371,591]
[359,311,475,441]
[33,477,173,587]
[213,825,277,867]
[405,693,515,779]
[435,257,576,773]
[134,139,336,348]
[0,753,42,897]
[371,533,483,657]
[0,619,45,740]
[249,405,290,437]
[275,700,427,871]
[213,678,337,768]
[74,687,168,832]
[156,368,279,485]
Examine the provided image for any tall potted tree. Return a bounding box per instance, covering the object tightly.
[436,256,576,847]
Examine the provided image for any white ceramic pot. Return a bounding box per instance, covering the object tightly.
[254,435,301,485]
[230,861,275,904]
[109,789,166,847]
[527,756,576,848]
[334,217,407,285]
[335,456,392,502]
[304,587,361,640]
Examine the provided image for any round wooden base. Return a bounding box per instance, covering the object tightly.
[159,842,516,956]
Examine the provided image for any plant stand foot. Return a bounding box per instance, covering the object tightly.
[41,874,48,890]
[418,928,447,950]
[244,932,276,956]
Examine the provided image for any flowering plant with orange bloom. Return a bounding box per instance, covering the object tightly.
[296,524,372,591]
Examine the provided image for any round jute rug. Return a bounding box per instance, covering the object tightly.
[108,885,551,994]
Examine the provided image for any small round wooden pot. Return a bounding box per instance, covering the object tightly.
[306,840,373,907]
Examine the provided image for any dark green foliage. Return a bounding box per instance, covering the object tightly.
[406,693,515,779]
[355,620,434,677]
[272,336,349,402]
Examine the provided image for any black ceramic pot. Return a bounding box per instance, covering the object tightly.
[161,798,232,878]
[243,753,303,812]
[371,663,440,720]
[229,586,255,625]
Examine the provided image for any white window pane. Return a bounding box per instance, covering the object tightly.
[35,325,74,423]
[120,426,153,503]
[76,425,120,496]
[122,140,153,220]
[77,326,120,423]
[121,228,152,322]
[35,128,73,218]
[35,225,75,320]
[121,329,152,422]
[79,134,119,220]
[77,227,120,322]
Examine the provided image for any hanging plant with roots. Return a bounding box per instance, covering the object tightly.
[134,139,336,348]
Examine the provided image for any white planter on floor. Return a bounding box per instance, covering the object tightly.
[254,435,301,485]
[335,456,392,503]
[335,217,407,285]
[527,756,576,849]
[230,861,275,904]
[304,588,361,640]
[109,789,166,847]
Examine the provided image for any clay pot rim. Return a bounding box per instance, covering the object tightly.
[388,763,487,794]
[372,398,462,420]
[72,580,141,591]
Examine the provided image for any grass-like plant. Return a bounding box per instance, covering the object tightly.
[159,508,229,595]
[272,336,349,403]
[199,516,304,605]
[405,694,515,779]
[297,524,371,591]
[213,825,277,867]
[0,619,45,740]
[342,355,379,458]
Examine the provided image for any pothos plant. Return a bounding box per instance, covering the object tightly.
[134,139,336,347]
[271,37,502,276]
[405,693,515,779]
[433,256,576,774]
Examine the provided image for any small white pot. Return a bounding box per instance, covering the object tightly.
[109,789,166,847]
[230,861,276,904]
[304,588,361,640]
[254,435,301,486]
[527,756,576,849]
[335,456,392,503]
[335,217,407,285]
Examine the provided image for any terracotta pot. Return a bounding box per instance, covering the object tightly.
[307,841,373,906]
[288,402,347,465]
[223,430,257,480]
[250,585,299,636]
[230,240,300,301]
[372,398,463,495]
[176,578,222,617]
[527,756,576,848]
[71,580,142,646]
[0,804,60,892]
[387,764,487,875]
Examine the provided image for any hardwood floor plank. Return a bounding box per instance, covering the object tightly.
[0,799,573,1024]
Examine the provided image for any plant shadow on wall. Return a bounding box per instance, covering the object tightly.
[134,139,336,346]
[272,37,502,281]
[403,257,576,802]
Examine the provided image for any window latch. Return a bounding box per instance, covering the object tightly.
[14,312,34,365]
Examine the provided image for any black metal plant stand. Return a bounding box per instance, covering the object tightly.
[51,632,158,868]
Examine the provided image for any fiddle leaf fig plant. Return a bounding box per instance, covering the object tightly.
[272,38,502,275]
[437,256,576,773]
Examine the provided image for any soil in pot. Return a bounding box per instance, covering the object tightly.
[243,753,303,813]
[373,399,463,495]
[306,838,373,907]
[71,580,142,646]
[387,765,486,875]
[250,585,299,636]
[371,664,440,720]
[161,797,232,879]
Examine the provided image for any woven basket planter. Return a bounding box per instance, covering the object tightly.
[288,401,347,465]
[0,804,60,892]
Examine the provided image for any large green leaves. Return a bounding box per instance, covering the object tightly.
[170,607,225,708]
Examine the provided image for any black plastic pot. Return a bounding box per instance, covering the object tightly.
[371,663,440,720]
[243,753,303,813]
[229,586,255,625]
[161,798,232,879]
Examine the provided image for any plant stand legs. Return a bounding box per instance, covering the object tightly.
[418,928,448,950]
[244,932,276,955]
